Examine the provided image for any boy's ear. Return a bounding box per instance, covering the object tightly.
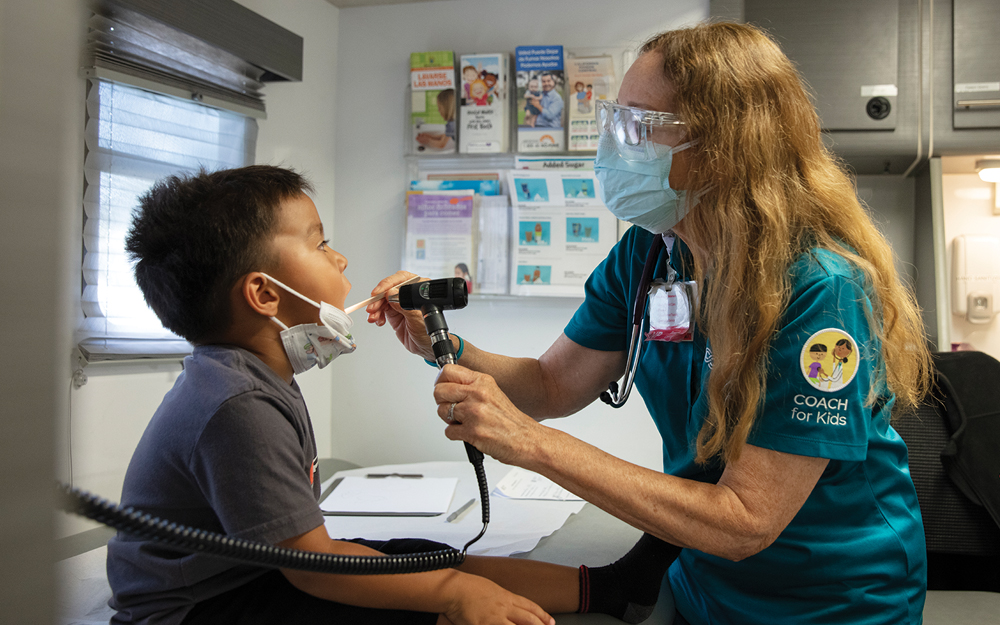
[241,272,280,317]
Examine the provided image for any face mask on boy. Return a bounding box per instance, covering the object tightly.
[261,273,356,375]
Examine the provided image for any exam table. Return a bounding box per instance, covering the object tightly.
[56,458,999,624]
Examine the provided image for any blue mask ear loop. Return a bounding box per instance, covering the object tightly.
[601,233,666,408]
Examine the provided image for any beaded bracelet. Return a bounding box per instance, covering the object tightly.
[424,334,464,367]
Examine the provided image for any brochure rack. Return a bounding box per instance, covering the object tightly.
[404,47,634,298]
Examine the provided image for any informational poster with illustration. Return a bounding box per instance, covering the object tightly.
[403,191,475,284]
[506,168,616,296]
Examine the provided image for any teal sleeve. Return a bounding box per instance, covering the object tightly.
[565,228,647,352]
[748,258,878,462]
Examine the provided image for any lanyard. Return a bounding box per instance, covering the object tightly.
[600,233,671,408]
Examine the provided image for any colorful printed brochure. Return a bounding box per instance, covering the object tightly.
[506,167,616,296]
[459,53,509,153]
[515,46,565,153]
[410,51,457,155]
[566,55,616,151]
[403,191,475,290]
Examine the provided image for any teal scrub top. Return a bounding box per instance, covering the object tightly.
[565,227,926,625]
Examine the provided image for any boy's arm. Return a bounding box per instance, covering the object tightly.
[277,525,555,625]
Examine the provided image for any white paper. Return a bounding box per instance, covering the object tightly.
[321,461,585,557]
[320,476,457,516]
[493,467,583,501]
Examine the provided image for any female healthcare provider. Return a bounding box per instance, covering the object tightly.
[368,22,932,625]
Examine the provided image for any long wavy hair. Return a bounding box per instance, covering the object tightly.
[640,23,931,465]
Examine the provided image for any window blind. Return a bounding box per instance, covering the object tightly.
[87,0,303,118]
[78,1,300,357]
[80,79,258,342]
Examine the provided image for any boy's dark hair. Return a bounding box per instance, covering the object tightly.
[809,343,827,353]
[126,165,314,343]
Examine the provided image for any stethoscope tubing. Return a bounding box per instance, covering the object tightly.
[603,234,667,408]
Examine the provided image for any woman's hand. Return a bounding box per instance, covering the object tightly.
[439,575,554,625]
[433,365,543,466]
[366,271,435,359]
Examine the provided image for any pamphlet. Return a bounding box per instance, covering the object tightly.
[459,53,509,153]
[403,191,476,291]
[410,179,501,195]
[476,194,511,295]
[566,55,616,151]
[410,51,457,154]
[506,167,616,296]
[515,46,565,152]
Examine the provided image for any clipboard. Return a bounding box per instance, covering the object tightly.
[320,476,458,517]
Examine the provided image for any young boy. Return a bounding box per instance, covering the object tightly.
[109,165,666,625]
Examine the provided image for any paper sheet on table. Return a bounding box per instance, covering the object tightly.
[320,476,458,516]
[493,467,583,501]
[322,461,585,557]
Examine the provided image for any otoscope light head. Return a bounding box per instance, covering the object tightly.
[397,278,468,311]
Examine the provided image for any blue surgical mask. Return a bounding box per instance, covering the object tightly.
[594,132,696,234]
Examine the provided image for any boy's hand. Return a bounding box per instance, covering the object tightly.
[442,575,555,625]
[367,271,435,359]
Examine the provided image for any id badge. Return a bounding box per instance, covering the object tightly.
[646,279,697,342]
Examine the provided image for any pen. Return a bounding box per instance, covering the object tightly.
[446,498,476,523]
[366,473,423,478]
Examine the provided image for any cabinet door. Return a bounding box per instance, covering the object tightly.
[745,0,900,131]
[953,0,1000,129]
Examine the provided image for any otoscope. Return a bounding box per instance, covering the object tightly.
[390,277,489,544]
[57,278,489,576]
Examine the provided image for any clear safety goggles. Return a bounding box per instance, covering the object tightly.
[596,99,687,162]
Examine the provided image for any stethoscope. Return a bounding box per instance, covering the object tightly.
[600,232,675,408]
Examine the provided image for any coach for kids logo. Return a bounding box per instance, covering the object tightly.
[799,328,858,392]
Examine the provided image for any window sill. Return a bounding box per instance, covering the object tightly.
[76,338,192,365]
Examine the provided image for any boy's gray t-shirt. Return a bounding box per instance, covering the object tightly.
[106,345,324,625]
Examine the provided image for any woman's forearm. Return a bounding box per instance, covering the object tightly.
[522,427,764,559]
[455,334,626,421]
[501,423,826,562]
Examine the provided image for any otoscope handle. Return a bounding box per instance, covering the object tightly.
[424,306,485,464]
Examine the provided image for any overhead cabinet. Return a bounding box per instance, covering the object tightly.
[951,0,1000,130]
[744,0,921,174]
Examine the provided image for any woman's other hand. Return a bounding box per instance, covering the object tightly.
[433,365,543,466]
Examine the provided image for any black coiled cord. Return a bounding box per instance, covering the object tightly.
[460,452,490,552]
[58,458,490,575]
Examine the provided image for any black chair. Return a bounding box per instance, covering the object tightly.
[892,350,1000,622]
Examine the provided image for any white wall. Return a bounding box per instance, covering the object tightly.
[0,0,85,617]
[941,170,1000,359]
[59,0,341,537]
[330,0,707,470]
[856,175,917,285]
